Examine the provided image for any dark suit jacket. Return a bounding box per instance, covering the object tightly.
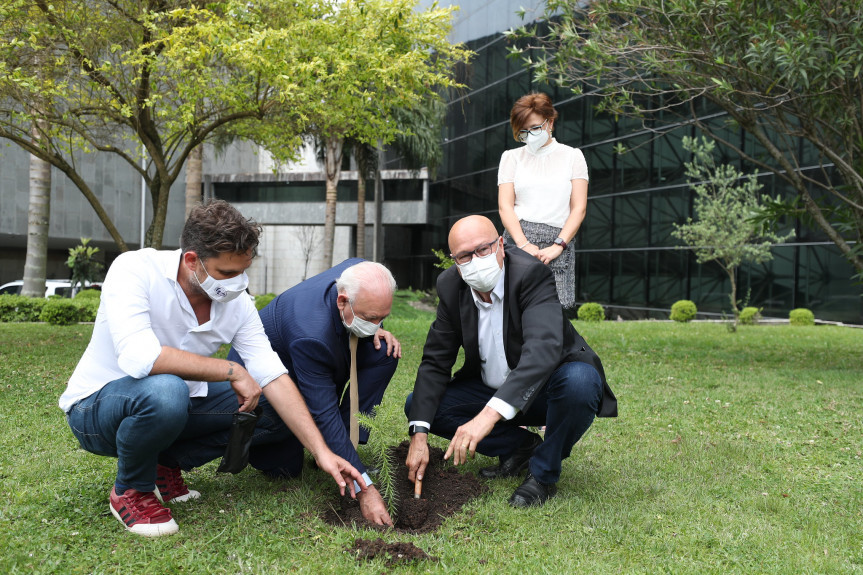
[227,258,369,474]
[409,245,617,424]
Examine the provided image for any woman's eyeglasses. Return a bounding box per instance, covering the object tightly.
[517,119,548,143]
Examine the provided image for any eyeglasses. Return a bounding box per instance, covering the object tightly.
[517,119,548,143]
[451,238,500,266]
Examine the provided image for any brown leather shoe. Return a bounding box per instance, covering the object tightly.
[479,433,543,479]
[508,472,557,508]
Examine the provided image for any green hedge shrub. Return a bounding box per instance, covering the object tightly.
[40,299,84,325]
[74,289,102,300]
[738,306,762,325]
[577,302,605,322]
[670,300,697,322]
[789,308,815,326]
[76,299,100,322]
[255,293,276,311]
[0,295,46,322]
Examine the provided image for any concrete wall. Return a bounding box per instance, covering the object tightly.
[417,0,544,44]
[0,140,186,284]
[248,224,353,295]
[231,200,426,226]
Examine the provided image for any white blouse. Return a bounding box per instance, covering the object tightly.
[497,139,589,229]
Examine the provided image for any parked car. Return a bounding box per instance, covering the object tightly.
[0,279,100,298]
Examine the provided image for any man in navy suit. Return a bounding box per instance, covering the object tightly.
[228,259,399,525]
[405,216,617,507]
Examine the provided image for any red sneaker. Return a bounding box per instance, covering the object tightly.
[109,487,179,537]
[156,464,201,503]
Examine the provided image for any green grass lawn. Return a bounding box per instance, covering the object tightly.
[1,293,861,573]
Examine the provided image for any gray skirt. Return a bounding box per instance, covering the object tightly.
[503,220,576,309]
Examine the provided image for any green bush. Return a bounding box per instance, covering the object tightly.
[74,288,102,300]
[577,302,605,322]
[255,293,276,311]
[789,308,815,326]
[40,299,84,326]
[670,300,697,322]
[738,306,762,325]
[75,299,100,322]
[0,295,46,322]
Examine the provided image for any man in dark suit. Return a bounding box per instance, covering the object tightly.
[404,215,617,507]
[228,258,399,525]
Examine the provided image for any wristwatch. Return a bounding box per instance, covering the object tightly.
[408,424,429,436]
[554,237,568,250]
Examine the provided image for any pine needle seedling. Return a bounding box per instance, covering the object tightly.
[356,412,400,520]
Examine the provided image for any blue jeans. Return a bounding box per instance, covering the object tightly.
[66,376,297,492]
[404,361,603,484]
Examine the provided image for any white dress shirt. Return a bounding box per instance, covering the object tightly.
[497,138,589,228]
[59,248,288,412]
[469,267,518,420]
[408,265,518,430]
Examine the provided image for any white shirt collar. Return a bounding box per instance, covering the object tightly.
[164,249,183,283]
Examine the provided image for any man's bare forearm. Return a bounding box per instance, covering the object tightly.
[150,346,239,382]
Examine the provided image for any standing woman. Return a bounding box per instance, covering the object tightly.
[498,92,588,309]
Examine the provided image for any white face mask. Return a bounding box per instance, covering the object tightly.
[525,128,550,153]
[457,244,503,293]
[194,260,249,303]
[341,301,381,338]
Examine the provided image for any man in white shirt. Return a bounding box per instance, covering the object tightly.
[60,200,365,537]
[404,215,617,507]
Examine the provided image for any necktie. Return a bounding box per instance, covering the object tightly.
[349,334,359,449]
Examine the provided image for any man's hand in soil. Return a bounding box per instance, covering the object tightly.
[314,450,367,498]
[444,406,501,466]
[406,433,429,485]
[357,485,393,526]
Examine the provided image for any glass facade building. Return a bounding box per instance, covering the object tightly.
[399,3,861,324]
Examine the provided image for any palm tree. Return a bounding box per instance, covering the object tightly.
[372,97,446,261]
[22,120,52,298]
[345,139,378,260]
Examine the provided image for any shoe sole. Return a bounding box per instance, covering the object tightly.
[154,489,202,504]
[109,503,179,537]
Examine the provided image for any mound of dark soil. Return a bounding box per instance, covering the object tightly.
[346,538,437,567]
[324,440,488,534]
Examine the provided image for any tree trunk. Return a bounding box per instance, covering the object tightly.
[322,136,344,271]
[148,173,171,249]
[356,171,366,259]
[22,122,51,298]
[185,144,203,219]
[727,265,738,318]
[373,140,384,263]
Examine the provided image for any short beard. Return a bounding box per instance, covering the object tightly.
[188,265,209,297]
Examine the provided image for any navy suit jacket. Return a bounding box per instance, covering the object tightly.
[409,245,617,425]
[228,258,369,474]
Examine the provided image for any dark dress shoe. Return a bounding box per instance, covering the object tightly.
[479,433,543,479]
[508,472,557,508]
